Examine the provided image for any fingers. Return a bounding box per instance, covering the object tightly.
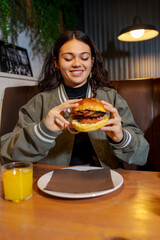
[45,110,70,131]
[101,118,123,142]
[54,99,82,113]
[51,110,70,125]
[101,118,122,131]
[101,100,123,142]
[45,99,82,132]
[101,100,121,121]
[53,99,82,123]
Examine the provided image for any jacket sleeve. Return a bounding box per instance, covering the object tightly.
[107,90,149,166]
[1,95,62,163]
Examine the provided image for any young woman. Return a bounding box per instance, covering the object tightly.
[1,30,149,168]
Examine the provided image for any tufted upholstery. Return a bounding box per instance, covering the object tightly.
[0,78,160,171]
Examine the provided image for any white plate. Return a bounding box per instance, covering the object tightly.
[37,166,123,199]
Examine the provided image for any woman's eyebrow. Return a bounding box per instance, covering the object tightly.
[62,52,91,56]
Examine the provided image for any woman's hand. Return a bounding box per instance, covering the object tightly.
[101,101,123,143]
[45,99,82,132]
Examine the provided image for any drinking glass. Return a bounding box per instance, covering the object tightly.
[1,161,33,202]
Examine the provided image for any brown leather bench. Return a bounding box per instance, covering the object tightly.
[0,85,39,137]
[1,78,160,171]
[112,78,160,171]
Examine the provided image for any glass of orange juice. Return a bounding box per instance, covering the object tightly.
[1,161,33,202]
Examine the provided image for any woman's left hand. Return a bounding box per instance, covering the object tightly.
[101,101,123,143]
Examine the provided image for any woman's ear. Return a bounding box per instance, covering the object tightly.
[92,57,95,66]
[54,57,59,69]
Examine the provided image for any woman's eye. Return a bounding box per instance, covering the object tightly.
[64,56,89,61]
[64,58,72,61]
[82,57,89,61]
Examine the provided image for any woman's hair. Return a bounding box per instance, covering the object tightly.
[38,30,112,96]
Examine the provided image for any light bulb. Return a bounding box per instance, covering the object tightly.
[130,29,145,38]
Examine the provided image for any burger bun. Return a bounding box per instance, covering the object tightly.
[71,98,109,132]
[71,115,109,132]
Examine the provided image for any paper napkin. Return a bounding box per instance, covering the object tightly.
[44,167,114,193]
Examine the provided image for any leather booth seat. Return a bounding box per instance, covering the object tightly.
[1,78,160,171]
[0,85,39,137]
[112,78,160,171]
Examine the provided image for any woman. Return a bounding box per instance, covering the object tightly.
[1,30,149,168]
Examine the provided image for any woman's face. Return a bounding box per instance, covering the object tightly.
[57,39,94,88]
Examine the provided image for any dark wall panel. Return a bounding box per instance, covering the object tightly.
[84,0,160,80]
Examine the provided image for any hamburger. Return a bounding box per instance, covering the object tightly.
[70,98,109,132]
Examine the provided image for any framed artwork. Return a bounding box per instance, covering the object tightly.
[0,41,33,77]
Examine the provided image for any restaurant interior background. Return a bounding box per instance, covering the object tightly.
[0,0,159,92]
[83,0,160,80]
[1,2,160,237]
[0,0,160,165]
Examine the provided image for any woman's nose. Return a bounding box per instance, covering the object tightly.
[72,57,81,67]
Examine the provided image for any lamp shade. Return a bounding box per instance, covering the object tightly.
[118,16,159,42]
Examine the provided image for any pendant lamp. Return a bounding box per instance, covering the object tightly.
[118,16,159,42]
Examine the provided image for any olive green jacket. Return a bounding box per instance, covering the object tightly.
[1,84,149,168]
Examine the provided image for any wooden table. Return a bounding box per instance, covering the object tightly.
[0,164,160,240]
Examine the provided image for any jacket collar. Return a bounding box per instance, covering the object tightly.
[58,82,92,104]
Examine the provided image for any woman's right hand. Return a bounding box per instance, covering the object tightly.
[45,99,82,132]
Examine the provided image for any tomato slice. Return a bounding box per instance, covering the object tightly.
[79,115,104,124]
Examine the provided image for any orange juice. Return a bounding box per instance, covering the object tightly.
[1,162,33,202]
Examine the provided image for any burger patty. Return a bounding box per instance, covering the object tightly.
[74,110,105,117]
[74,112,106,124]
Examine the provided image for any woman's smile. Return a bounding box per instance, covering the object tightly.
[70,70,84,77]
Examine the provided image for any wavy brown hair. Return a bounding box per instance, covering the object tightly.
[38,30,112,97]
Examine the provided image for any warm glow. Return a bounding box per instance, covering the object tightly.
[130,29,145,38]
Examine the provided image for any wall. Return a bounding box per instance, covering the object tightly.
[0,28,43,102]
[84,0,160,80]
[16,30,44,78]
[0,28,44,78]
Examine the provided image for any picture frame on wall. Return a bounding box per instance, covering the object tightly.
[0,41,33,77]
